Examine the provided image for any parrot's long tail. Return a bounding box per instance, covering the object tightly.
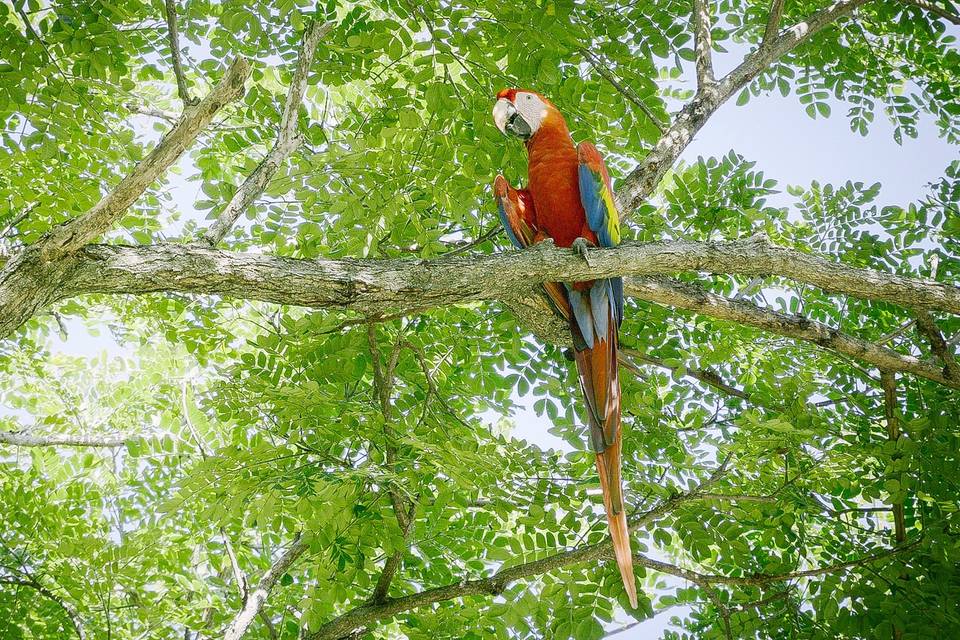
[567,280,638,609]
[595,433,638,610]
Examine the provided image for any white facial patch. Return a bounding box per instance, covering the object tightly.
[492,98,514,133]
[512,92,548,135]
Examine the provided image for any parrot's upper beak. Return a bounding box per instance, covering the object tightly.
[493,98,532,140]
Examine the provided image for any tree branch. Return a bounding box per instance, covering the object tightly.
[881,372,907,546]
[308,459,732,639]
[0,577,85,640]
[0,430,131,447]
[3,237,953,387]
[762,0,786,47]
[622,347,750,400]
[307,533,913,640]
[202,20,333,246]
[0,58,250,339]
[366,328,416,605]
[615,0,869,213]
[48,236,960,321]
[635,541,916,586]
[579,48,666,135]
[626,277,960,389]
[163,0,196,106]
[223,533,308,640]
[915,311,960,380]
[125,102,180,124]
[692,0,715,88]
[902,0,960,24]
[39,57,251,260]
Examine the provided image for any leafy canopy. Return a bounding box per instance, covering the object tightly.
[0,0,958,639]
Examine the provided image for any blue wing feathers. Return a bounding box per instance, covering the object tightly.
[578,165,604,235]
[611,276,624,327]
[566,286,595,350]
[576,144,619,249]
[589,281,610,341]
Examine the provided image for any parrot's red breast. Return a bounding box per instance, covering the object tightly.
[523,100,598,250]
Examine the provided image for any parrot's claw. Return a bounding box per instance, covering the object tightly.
[571,237,594,266]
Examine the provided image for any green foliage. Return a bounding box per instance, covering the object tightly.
[1,1,959,639]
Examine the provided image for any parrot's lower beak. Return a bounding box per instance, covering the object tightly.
[492,98,532,140]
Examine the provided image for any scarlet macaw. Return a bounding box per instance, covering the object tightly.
[492,89,636,608]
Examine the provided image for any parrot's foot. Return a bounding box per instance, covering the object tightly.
[571,237,594,266]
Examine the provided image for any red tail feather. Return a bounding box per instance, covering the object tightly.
[571,312,637,608]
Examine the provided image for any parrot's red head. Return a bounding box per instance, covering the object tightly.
[492,88,562,141]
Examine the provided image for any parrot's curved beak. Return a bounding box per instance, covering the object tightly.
[492,98,532,140]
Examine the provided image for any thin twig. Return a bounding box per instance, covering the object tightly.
[579,48,667,135]
[1,203,37,239]
[621,347,750,400]
[163,0,197,106]
[124,102,179,124]
[692,0,715,87]
[762,0,786,47]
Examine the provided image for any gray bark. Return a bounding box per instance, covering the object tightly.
[43,237,960,319]
[222,534,308,640]
[202,21,334,246]
[0,234,951,388]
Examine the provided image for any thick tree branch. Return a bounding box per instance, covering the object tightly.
[692,0,715,87]
[0,58,250,339]
[881,372,907,546]
[48,237,960,320]
[3,237,954,386]
[615,0,868,213]
[223,534,308,640]
[626,277,960,389]
[309,460,732,639]
[307,533,913,640]
[0,430,130,447]
[202,21,333,246]
[40,57,251,260]
[163,0,196,106]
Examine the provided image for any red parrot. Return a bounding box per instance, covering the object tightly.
[492,89,636,608]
